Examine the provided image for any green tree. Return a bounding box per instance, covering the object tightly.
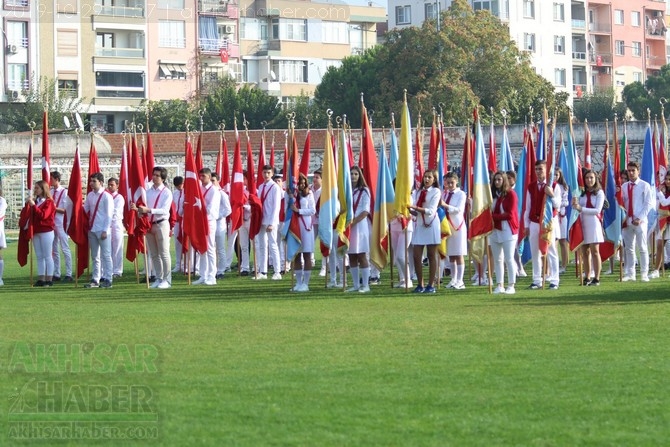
[1,76,88,133]
[622,65,670,120]
[573,88,627,122]
[142,99,198,133]
[313,0,564,125]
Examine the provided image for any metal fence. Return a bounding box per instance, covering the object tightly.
[0,164,183,231]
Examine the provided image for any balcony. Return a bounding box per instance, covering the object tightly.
[571,19,586,29]
[648,55,665,70]
[95,4,144,17]
[589,22,611,33]
[572,51,587,61]
[573,84,587,98]
[7,79,29,91]
[95,47,144,58]
[590,52,612,66]
[199,0,228,14]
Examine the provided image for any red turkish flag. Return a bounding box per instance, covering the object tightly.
[220,48,229,63]
[67,143,89,278]
[230,132,245,232]
[183,140,209,254]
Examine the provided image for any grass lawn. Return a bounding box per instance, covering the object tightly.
[1,241,670,446]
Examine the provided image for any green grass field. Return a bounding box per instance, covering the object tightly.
[2,241,670,446]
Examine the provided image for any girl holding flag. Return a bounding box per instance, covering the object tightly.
[28,180,56,287]
[289,173,316,292]
[572,169,605,286]
[489,172,519,294]
[554,167,570,273]
[441,172,468,290]
[347,166,371,293]
[408,169,441,293]
[650,175,670,278]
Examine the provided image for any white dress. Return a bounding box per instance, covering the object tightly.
[294,192,316,253]
[557,183,568,239]
[443,188,467,256]
[411,187,441,245]
[577,190,605,244]
[349,187,370,254]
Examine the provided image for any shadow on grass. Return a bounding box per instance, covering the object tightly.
[502,284,670,307]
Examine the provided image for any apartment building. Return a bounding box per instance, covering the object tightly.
[2,0,39,102]
[387,0,668,101]
[238,0,386,104]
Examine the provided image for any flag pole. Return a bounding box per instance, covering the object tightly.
[486,240,493,294]
[29,121,35,287]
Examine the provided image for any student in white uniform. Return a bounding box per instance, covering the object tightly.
[489,171,519,294]
[408,169,441,293]
[256,165,283,280]
[212,173,232,279]
[441,172,467,290]
[193,168,219,286]
[621,161,655,282]
[50,171,73,282]
[289,173,316,291]
[107,177,125,279]
[651,175,670,278]
[347,166,371,293]
[573,169,605,286]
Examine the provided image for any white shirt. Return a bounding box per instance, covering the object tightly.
[146,183,173,222]
[201,182,220,222]
[259,180,282,226]
[110,192,125,226]
[84,187,113,232]
[50,185,70,228]
[622,178,655,224]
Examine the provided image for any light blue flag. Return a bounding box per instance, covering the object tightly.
[389,128,399,181]
[500,125,514,173]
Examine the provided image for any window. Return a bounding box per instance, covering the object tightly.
[270,18,307,41]
[7,63,28,91]
[473,0,503,17]
[554,36,565,54]
[159,63,187,80]
[58,79,78,98]
[396,5,411,25]
[523,0,534,19]
[57,29,78,57]
[425,2,437,21]
[157,0,184,9]
[6,21,27,48]
[271,60,308,83]
[554,68,566,87]
[159,20,185,48]
[633,72,643,82]
[322,22,348,44]
[5,0,28,7]
[523,33,535,52]
[614,9,624,25]
[632,41,641,57]
[95,71,145,98]
[615,40,625,55]
[632,11,641,27]
[553,3,564,22]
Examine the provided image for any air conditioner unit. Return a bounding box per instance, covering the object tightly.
[224,25,234,34]
[10,90,19,100]
[7,44,18,54]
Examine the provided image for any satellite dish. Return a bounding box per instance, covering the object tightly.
[63,116,71,129]
[270,70,277,81]
[75,112,84,130]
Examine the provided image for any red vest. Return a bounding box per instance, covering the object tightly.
[528,181,545,224]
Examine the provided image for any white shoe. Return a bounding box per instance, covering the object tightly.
[327,281,342,288]
[641,275,650,282]
[0,279,4,286]
[291,284,302,292]
[272,273,282,280]
[298,283,310,292]
[204,280,217,286]
[157,280,171,289]
[410,275,417,281]
[622,275,635,282]
[604,269,613,275]
[192,278,205,285]
[150,279,161,289]
[319,266,327,277]
[505,285,516,295]
[471,273,479,282]
[171,267,180,273]
[394,281,413,289]
[252,273,267,280]
[493,285,505,294]
[346,286,359,293]
[559,267,566,274]
[649,270,660,279]
[358,286,371,293]
[517,269,527,277]
[454,282,466,290]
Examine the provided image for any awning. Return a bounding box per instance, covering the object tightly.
[159,63,186,78]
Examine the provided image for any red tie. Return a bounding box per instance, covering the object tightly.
[627,183,635,218]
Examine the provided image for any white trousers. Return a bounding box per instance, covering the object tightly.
[528,222,559,284]
[51,224,72,277]
[198,220,217,283]
[35,231,55,276]
[147,220,171,282]
[89,230,112,282]
[215,221,228,275]
[391,227,413,282]
[257,224,280,275]
[110,222,124,276]
[623,222,649,278]
[490,236,518,286]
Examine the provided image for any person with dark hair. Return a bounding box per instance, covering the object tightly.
[84,173,113,288]
[554,167,570,274]
[651,175,670,278]
[408,169,441,293]
[29,180,57,287]
[347,165,371,293]
[311,169,325,277]
[172,176,185,273]
[441,172,467,289]
[489,171,519,294]
[49,171,73,282]
[523,160,561,290]
[132,167,173,289]
[255,165,282,280]
[107,177,125,279]
[289,173,316,291]
[573,169,605,286]
[622,161,655,281]
[193,168,219,285]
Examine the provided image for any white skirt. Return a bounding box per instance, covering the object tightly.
[447,226,467,256]
[412,215,440,245]
[349,219,370,254]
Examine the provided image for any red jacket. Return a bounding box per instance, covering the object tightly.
[32,199,56,233]
[492,190,519,235]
